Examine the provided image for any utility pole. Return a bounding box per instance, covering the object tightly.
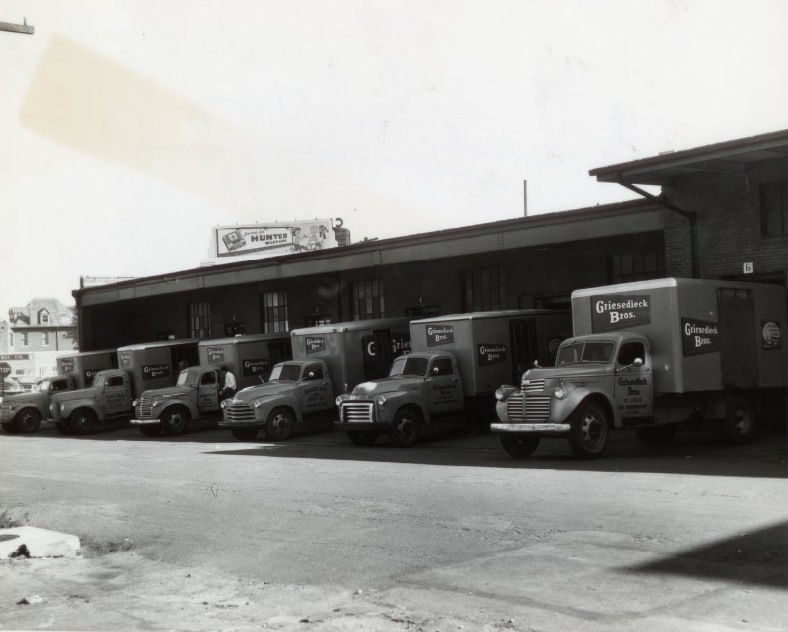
[0,18,34,35]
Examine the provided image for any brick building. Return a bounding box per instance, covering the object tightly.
[74,129,787,351]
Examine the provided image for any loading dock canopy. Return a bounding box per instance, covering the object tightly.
[590,129,788,186]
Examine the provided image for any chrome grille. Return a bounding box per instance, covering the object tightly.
[341,402,374,423]
[523,379,545,393]
[524,395,552,423]
[505,392,525,422]
[226,402,256,422]
[135,396,153,419]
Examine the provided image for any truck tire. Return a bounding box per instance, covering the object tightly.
[69,409,97,435]
[720,394,755,445]
[636,424,677,446]
[389,408,421,448]
[568,401,609,459]
[161,408,191,436]
[264,408,294,442]
[231,427,259,441]
[347,431,378,447]
[500,433,541,458]
[14,408,41,433]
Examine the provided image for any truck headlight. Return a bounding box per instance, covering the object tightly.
[254,400,262,408]
[554,386,565,400]
[132,399,139,407]
[335,396,343,407]
[495,388,505,401]
[376,395,386,406]
[220,399,228,409]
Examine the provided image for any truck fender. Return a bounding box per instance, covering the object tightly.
[155,399,200,421]
[377,391,429,425]
[52,398,99,421]
[254,394,301,423]
[555,388,616,427]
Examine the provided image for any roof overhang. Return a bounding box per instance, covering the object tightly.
[590,129,788,186]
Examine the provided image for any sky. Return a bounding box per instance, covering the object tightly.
[2,0,787,317]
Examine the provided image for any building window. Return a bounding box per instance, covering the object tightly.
[42,332,50,346]
[350,280,385,319]
[261,291,289,333]
[760,180,788,237]
[38,310,50,325]
[609,251,665,284]
[189,302,211,338]
[20,333,29,347]
[461,267,506,312]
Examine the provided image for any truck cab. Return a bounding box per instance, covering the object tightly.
[494,333,653,458]
[47,369,134,434]
[219,359,334,441]
[1,375,77,433]
[335,352,465,447]
[131,366,223,436]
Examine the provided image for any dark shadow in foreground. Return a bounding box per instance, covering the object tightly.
[628,521,788,589]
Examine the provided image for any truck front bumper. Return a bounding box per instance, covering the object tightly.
[491,422,570,433]
[218,420,263,428]
[334,421,388,432]
[130,418,160,426]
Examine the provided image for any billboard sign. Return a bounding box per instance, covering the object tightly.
[214,220,337,259]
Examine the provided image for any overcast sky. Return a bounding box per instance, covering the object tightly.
[2,0,787,316]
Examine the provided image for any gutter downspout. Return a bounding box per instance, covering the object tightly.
[616,180,699,279]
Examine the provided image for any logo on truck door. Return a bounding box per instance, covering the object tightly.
[591,294,651,332]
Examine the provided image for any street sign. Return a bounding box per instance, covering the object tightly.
[0,362,11,377]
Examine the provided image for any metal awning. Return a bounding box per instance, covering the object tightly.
[590,129,788,186]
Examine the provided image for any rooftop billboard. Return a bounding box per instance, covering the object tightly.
[212,220,338,259]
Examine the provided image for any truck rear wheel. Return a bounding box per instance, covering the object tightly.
[161,408,191,436]
[500,433,541,458]
[231,427,259,441]
[264,408,294,442]
[720,394,755,445]
[69,409,97,435]
[389,408,421,448]
[347,431,378,447]
[15,408,41,433]
[568,401,609,459]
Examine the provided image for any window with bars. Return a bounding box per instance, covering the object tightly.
[760,180,788,237]
[350,280,385,319]
[461,267,506,312]
[189,301,211,338]
[261,291,289,333]
[609,251,665,283]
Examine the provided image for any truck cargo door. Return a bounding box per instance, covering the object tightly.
[509,318,538,384]
[717,288,757,388]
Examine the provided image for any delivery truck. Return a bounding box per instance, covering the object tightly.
[130,333,292,436]
[219,318,411,441]
[1,350,118,434]
[334,309,571,447]
[492,278,788,459]
[47,339,200,434]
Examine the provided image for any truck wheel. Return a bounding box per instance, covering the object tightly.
[14,408,41,433]
[161,408,191,436]
[500,433,541,458]
[231,427,259,441]
[264,408,294,441]
[347,431,378,447]
[69,409,97,435]
[568,401,609,459]
[721,395,755,445]
[636,424,677,446]
[389,408,421,448]
[139,425,162,437]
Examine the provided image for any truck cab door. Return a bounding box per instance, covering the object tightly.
[198,370,220,413]
[426,357,463,414]
[103,374,131,416]
[297,364,332,414]
[614,340,653,421]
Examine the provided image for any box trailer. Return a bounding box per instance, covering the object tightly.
[198,333,292,388]
[492,278,788,458]
[56,349,119,389]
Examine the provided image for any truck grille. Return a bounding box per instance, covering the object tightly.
[135,397,153,419]
[513,380,551,423]
[341,402,374,423]
[505,392,525,422]
[226,402,256,422]
[524,395,552,423]
[523,379,545,393]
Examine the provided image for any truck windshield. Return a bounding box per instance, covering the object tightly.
[177,370,200,387]
[269,364,302,381]
[37,379,51,393]
[557,341,615,365]
[389,356,429,377]
[93,374,106,388]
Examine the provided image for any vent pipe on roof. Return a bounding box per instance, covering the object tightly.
[523,180,528,216]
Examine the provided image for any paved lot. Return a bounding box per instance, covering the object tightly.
[0,422,786,631]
